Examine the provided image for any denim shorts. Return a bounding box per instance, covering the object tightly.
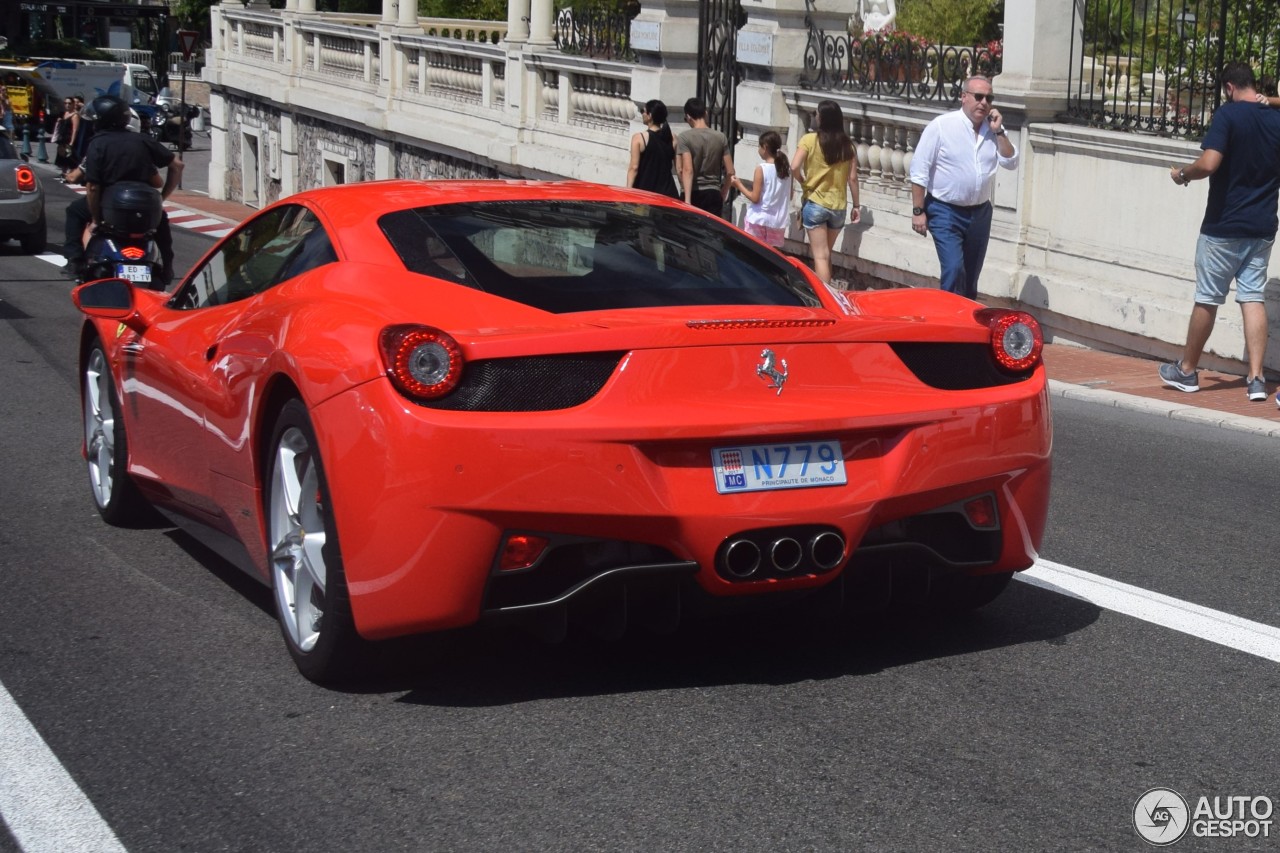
[1194,233,1273,305]
[801,199,846,230]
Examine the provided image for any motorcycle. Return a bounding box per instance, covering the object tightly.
[80,181,168,290]
[136,102,197,149]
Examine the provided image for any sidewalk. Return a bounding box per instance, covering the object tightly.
[1044,343,1280,437]
[156,173,1280,439]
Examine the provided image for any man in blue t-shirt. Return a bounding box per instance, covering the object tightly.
[1160,61,1280,404]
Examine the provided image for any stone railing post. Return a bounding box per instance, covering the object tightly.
[528,0,554,46]
[731,0,811,171]
[628,0,700,134]
[504,0,531,125]
[995,0,1080,122]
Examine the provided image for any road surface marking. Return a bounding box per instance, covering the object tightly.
[0,680,128,853]
[1020,559,1280,663]
[0,560,1275,853]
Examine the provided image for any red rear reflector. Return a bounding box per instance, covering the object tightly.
[120,246,146,260]
[499,534,550,571]
[963,495,999,530]
[15,166,36,193]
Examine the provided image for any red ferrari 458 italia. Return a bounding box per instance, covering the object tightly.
[73,180,1051,682]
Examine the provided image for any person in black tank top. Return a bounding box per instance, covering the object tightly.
[626,99,680,198]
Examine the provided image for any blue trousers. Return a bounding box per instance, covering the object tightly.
[925,197,992,300]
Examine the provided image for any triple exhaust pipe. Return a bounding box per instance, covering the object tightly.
[719,529,846,580]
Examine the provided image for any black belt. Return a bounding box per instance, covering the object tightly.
[926,195,990,212]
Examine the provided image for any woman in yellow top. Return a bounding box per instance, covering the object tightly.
[791,99,860,284]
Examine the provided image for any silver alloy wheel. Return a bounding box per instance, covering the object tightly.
[84,347,116,509]
[269,426,329,654]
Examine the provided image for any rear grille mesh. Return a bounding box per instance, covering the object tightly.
[889,342,1033,389]
[419,352,625,411]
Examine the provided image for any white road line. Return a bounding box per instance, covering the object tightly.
[168,217,226,229]
[1019,559,1280,663]
[36,253,67,268]
[0,681,128,853]
[0,560,1273,853]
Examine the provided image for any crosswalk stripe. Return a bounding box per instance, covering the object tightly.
[169,217,227,229]
[59,185,235,236]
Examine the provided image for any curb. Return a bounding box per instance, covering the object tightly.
[1048,379,1280,438]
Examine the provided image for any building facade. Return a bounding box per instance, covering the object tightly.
[202,0,1280,375]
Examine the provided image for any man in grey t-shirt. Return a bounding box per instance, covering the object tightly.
[676,98,734,218]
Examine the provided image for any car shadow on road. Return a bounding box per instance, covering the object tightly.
[161,525,1102,700]
[336,580,1102,704]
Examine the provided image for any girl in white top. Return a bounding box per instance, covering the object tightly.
[731,130,792,248]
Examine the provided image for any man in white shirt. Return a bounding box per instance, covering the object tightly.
[908,76,1019,299]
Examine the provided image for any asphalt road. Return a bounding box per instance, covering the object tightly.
[1,178,1278,851]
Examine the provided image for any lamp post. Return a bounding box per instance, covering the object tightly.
[1176,8,1196,41]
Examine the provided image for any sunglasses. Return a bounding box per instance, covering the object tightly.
[966,92,995,103]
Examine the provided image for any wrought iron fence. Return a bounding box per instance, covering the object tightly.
[1066,0,1280,138]
[800,0,1002,101]
[554,3,638,62]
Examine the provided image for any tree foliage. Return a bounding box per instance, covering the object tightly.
[897,0,1003,45]
[418,0,506,19]
[168,0,219,29]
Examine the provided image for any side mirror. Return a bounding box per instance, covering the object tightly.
[71,278,149,331]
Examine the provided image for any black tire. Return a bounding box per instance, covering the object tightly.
[83,342,152,526]
[266,399,363,682]
[930,571,1014,614]
[19,212,46,254]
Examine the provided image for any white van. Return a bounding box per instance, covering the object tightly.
[32,59,161,107]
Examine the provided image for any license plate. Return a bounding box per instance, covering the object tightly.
[712,440,847,494]
[116,264,151,283]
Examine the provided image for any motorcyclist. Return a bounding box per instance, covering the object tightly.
[62,94,184,283]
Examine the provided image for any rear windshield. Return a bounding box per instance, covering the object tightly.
[379,200,819,313]
[0,137,15,160]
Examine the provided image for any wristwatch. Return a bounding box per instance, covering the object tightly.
[1179,167,1189,185]
[912,206,925,216]
[994,128,1007,136]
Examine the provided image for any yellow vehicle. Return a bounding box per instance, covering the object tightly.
[2,65,59,119]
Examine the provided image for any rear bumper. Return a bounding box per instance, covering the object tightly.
[313,370,1052,640]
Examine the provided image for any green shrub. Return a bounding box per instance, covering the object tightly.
[418,0,507,19]
[897,0,1002,45]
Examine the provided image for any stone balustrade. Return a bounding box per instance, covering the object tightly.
[204,3,1280,375]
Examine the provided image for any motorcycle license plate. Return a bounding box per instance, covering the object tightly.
[116,264,152,283]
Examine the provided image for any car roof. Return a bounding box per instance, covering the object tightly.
[289,179,683,223]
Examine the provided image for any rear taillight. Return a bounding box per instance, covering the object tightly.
[379,325,463,400]
[977,309,1043,372]
[120,245,146,260]
[15,165,36,194]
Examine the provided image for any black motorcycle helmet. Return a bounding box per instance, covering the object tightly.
[87,94,130,130]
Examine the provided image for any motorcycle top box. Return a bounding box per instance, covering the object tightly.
[101,181,163,235]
